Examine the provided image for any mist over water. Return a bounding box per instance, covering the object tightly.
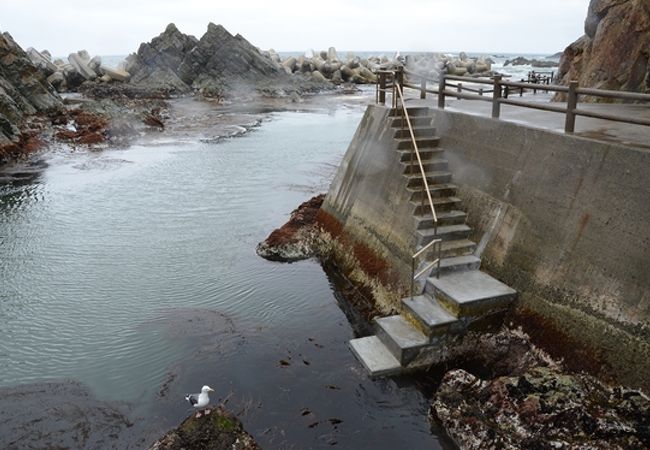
[0,106,451,448]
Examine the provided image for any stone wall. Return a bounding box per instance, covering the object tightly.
[433,110,650,389]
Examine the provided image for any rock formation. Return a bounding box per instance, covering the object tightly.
[556,0,650,98]
[432,367,650,450]
[148,407,259,450]
[125,23,327,98]
[0,31,61,162]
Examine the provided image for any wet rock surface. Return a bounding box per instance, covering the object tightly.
[432,367,650,450]
[504,56,558,68]
[256,194,324,262]
[148,407,259,450]
[556,0,650,98]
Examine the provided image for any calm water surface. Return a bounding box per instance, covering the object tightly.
[0,104,448,449]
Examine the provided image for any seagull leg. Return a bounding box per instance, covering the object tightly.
[204,409,211,415]
[195,411,202,419]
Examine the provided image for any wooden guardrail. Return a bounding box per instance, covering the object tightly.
[400,69,650,134]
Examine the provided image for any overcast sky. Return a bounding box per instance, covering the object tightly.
[1,0,590,57]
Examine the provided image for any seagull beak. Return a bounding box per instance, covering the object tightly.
[208,387,215,392]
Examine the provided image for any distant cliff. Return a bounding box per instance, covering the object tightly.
[556,0,650,100]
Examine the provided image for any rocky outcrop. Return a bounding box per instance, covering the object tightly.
[256,194,324,262]
[432,367,650,450]
[126,23,327,98]
[149,407,259,450]
[0,31,62,162]
[556,0,650,98]
[504,56,557,68]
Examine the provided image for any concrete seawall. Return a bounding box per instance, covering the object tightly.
[433,110,649,388]
[322,104,650,389]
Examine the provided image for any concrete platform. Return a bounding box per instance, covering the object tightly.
[374,315,428,364]
[402,295,458,336]
[426,270,517,317]
[349,336,401,377]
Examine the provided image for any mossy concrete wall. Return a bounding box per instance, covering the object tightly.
[432,110,650,389]
[321,105,418,303]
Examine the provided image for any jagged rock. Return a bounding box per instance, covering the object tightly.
[47,71,66,90]
[68,52,97,80]
[0,32,62,162]
[432,367,650,450]
[556,0,650,98]
[127,23,198,93]
[148,407,259,450]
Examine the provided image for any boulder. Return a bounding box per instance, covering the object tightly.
[68,52,97,80]
[282,56,296,73]
[311,70,327,82]
[319,50,327,60]
[556,0,650,99]
[77,50,91,63]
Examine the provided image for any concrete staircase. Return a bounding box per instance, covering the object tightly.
[349,106,517,377]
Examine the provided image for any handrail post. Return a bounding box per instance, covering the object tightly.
[565,80,579,133]
[456,83,462,100]
[420,75,426,99]
[378,72,386,105]
[437,72,445,109]
[491,75,502,119]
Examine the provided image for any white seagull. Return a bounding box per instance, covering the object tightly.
[185,385,215,418]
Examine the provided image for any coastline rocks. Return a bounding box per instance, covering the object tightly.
[68,52,97,80]
[432,367,650,450]
[0,31,62,162]
[256,194,324,262]
[504,56,557,68]
[149,407,259,450]
[556,0,650,99]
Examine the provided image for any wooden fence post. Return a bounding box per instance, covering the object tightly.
[420,76,426,99]
[565,81,579,133]
[438,73,445,109]
[456,83,462,99]
[492,75,502,119]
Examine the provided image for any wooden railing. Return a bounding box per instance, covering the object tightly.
[402,69,650,133]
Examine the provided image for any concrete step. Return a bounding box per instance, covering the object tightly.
[402,159,448,175]
[405,171,452,188]
[408,183,458,201]
[398,148,445,162]
[349,336,402,377]
[415,210,467,228]
[439,239,476,257]
[395,137,440,150]
[390,115,434,128]
[374,315,429,365]
[431,255,482,275]
[417,223,472,244]
[411,196,461,214]
[425,270,517,317]
[402,295,459,337]
[389,107,431,117]
[394,127,436,139]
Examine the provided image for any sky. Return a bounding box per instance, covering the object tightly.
[0,0,591,57]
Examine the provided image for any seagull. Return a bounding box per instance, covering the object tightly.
[185,385,215,418]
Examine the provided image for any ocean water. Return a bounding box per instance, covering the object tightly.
[0,103,452,449]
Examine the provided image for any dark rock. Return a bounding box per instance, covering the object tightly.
[148,407,259,450]
[256,194,325,262]
[432,367,650,450]
[504,56,557,68]
[0,31,62,163]
[556,0,650,99]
